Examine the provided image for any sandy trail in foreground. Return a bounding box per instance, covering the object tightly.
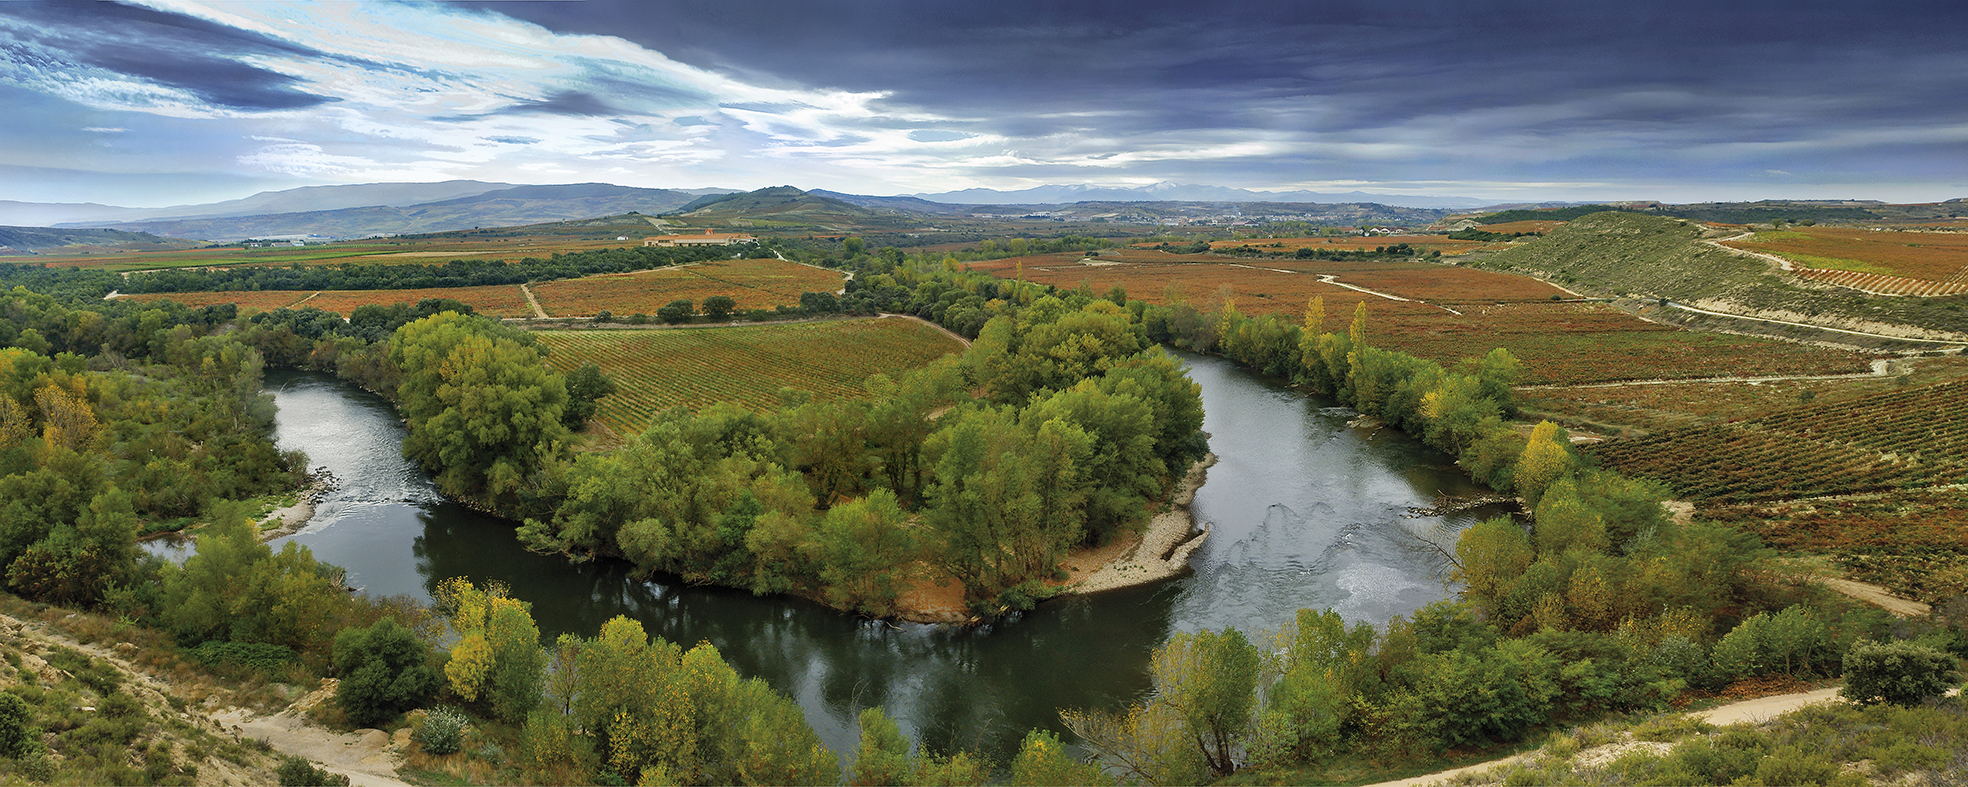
[1365,686,1857,787]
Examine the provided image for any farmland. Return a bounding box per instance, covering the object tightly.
[116,289,315,312]
[974,251,1870,384]
[1202,235,1495,254]
[1706,489,1968,603]
[536,317,963,438]
[306,285,534,318]
[1470,220,1565,234]
[1721,226,1968,282]
[530,258,842,317]
[1520,356,1968,435]
[1585,378,1968,503]
[124,284,536,318]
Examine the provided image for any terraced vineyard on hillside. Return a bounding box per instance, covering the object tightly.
[1587,378,1968,502]
[538,317,963,438]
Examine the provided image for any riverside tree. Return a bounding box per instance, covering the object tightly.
[390,312,571,506]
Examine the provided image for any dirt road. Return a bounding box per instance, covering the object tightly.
[1363,686,1853,787]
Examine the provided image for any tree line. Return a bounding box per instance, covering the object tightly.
[1045,291,1968,780]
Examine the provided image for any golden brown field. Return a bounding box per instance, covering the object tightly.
[529,258,843,317]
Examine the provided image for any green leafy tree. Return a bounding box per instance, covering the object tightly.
[1453,517,1535,621]
[702,295,737,321]
[391,312,570,503]
[1153,628,1262,777]
[435,577,547,724]
[561,362,617,429]
[658,299,695,324]
[808,489,918,616]
[333,618,440,728]
[1533,479,1610,555]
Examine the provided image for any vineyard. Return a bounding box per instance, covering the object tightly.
[1523,356,1968,435]
[1587,378,1968,503]
[1705,489,1968,603]
[121,290,313,312]
[537,317,963,437]
[121,284,536,316]
[975,254,1869,385]
[1203,235,1493,254]
[306,285,534,318]
[1473,220,1565,234]
[530,258,842,317]
[1721,226,1968,283]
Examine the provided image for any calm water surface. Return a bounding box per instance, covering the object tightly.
[251,354,1498,761]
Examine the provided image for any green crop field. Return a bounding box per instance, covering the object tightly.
[537,317,965,439]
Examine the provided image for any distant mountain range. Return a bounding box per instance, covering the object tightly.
[7,178,1946,248]
[902,182,1493,209]
[4,182,737,242]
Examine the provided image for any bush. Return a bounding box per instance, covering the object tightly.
[1753,745,1846,786]
[276,756,350,787]
[332,618,439,728]
[415,705,468,756]
[191,640,297,673]
[1842,639,1960,707]
[0,692,37,758]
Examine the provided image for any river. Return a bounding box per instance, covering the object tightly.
[248,354,1501,763]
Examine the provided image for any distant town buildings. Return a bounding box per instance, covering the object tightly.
[644,229,758,247]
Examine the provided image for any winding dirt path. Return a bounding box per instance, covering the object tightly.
[1518,358,1900,390]
[1661,300,1968,347]
[1364,687,1853,787]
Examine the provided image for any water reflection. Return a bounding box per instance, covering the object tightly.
[257,353,1497,763]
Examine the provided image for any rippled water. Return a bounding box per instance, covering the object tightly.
[246,355,1503,762]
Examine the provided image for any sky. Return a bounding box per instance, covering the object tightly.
[0,0,1964,208]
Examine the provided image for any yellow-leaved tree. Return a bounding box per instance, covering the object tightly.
[435,577,546,724]
[1512,421,1574,507]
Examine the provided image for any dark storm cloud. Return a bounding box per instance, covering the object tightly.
[504,91,624,117]
[467,0,1968,144]
[0,0,338,111]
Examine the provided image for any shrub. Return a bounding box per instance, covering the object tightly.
[0,692,36,758]
[415,705,468,756]
[191,641,297,674]
[1841,639,1960,707]
[1752,745,1846,786]
[275,756,350,787]
[332,618,439,728]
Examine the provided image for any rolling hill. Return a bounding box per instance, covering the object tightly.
[663,186,928,231]
[0,225,199,256]
[1473,211,1968,342]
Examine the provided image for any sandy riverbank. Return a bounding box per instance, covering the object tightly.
[256,478,333,541]
[890,453,1219,624]
[1063,453,1217,595]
